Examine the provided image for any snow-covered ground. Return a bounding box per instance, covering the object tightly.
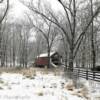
[75,78,100,100]
[0,72,99,100]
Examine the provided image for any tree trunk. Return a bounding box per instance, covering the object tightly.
[68,0,76,72]
[47,48,50,68]
[69,48,74,71]
[82,36,86,68]
[90,0,96,70]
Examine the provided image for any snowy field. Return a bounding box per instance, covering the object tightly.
[0,71,99,100]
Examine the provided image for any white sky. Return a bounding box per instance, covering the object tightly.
[8,0,62,42]
[44,0,62,11]
[0,0,62,42]
[8,0,62,20]
[7,0,30,24]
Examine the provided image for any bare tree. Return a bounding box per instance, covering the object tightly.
[90,0,96,70]
[0,0,9,66]
[25,0,100,72]
[28,16,59,68]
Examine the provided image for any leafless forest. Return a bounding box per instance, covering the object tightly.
[0,0,100,71]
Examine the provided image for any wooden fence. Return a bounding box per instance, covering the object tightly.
[73,68,100,82]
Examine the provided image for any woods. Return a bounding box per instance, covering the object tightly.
[0,1,100,100]
[0,0,100,71]
[25,0,100,71]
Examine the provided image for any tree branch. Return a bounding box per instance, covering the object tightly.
[0,0,3,3]
[73,6,100,58]
[58,0,73,35]
[28,7,71,46]
[0,0,9,24]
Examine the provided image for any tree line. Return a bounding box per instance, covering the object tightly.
[0,0,100,70]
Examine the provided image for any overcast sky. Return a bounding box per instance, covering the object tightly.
[7,0,62,41]
[0,0,63,42]
[4,0,63,24]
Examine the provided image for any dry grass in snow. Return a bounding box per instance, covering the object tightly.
[0,68,99,100]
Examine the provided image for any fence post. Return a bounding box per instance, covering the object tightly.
[86,69,88,80]
[78,69,80,78]
[93,71,95,80]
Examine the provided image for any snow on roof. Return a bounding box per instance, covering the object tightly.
[38,51,56,57]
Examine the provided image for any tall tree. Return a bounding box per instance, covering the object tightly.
[0,0,9,66]
[26,0,100,71]
[29,17,59,68]
[90,0,96,70]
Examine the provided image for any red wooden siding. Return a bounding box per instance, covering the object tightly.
[35,57,48,66]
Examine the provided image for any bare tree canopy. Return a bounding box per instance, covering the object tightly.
[24,0,100,71]
[0,0,100,73]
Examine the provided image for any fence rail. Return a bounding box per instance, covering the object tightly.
[73,68,100,82]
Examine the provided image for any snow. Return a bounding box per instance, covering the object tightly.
[77,78,100,100]
[38,52,55,57]
[0,72,99,100]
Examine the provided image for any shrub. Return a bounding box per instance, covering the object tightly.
[15,66,22,70]
[0,86,3,89]
[0,80,4,84]
[37,92,43,96]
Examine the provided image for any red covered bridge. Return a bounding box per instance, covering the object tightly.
[34,52,62,67]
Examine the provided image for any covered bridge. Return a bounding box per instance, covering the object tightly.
[34,52,62,67]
